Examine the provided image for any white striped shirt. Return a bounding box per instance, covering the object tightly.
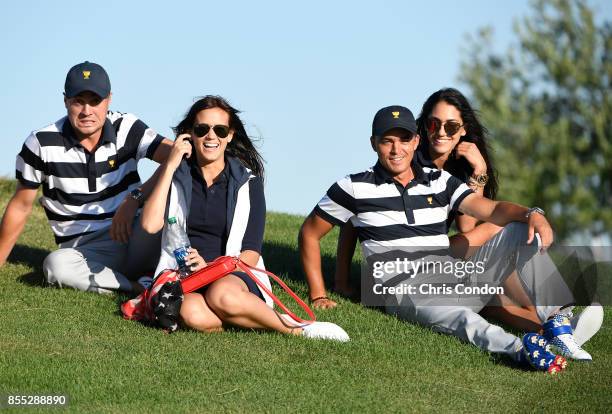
[315,161,473,258]
[16,111,163,244]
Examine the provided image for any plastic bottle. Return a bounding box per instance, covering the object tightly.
[167,216,191,278]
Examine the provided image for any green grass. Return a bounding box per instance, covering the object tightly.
[0,178,610,413]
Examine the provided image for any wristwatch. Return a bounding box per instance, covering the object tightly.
[129,188,144,206]
[525,207,545,218]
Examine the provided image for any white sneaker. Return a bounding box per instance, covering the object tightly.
[302,322,350,342]
[543,314,592,361]
[571,303,604,346]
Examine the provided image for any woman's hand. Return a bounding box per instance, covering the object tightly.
[185,248,207,272]
[167,134,193,171]
[455,141,487,175]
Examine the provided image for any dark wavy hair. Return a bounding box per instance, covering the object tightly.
[173,95,264,177]
[416,88,498,199]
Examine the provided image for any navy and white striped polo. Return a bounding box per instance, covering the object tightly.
[15,111,163,244]
[315,160,473,257]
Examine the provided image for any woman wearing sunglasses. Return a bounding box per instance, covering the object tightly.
[320,88,540,332]
[141,95,348,340]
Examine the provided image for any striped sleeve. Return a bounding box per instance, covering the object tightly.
[15,133,44,188]
[134,118,163,161]
[314,176,356,226]
[443,171,474,211]
[116,113,163,161]
[240,176,266,254]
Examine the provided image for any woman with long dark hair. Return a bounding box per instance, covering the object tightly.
[141,95,348,340]
[314,88,540,332]
[418,88,497,208]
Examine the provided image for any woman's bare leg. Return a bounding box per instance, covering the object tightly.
[480,271,541,332]
[204,274,302,335]
[180,292,224,332]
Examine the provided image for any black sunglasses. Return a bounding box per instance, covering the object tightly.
[426,117,464,137]
[193,123,230,139]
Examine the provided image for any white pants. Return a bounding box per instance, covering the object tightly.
[43,218,161,294]
[386,222,575,358]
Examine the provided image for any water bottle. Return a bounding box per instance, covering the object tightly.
[167,216,191,278]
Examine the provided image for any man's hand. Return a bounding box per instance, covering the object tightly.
[527,212,553,252]
[459,195,555,252]
[310,282,357,309]
[110,196,139,243]
[311,296,338,309]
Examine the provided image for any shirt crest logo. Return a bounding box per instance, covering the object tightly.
[392,111,400,119]
[83,70,91,79]
[427,196,433,205]
[108,159,115,168]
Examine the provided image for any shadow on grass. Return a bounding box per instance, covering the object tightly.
[262,240,361,293]
[9,244,49,287]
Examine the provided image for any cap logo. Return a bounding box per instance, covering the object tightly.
[392,111,400,119]
[82,70,91,80]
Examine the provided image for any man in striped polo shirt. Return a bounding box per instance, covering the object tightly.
[299,105,595,365]
[0,61,173,294]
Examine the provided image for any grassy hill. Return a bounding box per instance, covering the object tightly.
[0,179,610,413]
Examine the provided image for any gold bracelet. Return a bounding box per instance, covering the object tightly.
[468,175,487,187]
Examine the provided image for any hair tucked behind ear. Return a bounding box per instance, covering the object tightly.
[416,88,498,199]
[173,95,265,178]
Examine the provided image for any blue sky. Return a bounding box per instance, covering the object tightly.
[1,0,610,215]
